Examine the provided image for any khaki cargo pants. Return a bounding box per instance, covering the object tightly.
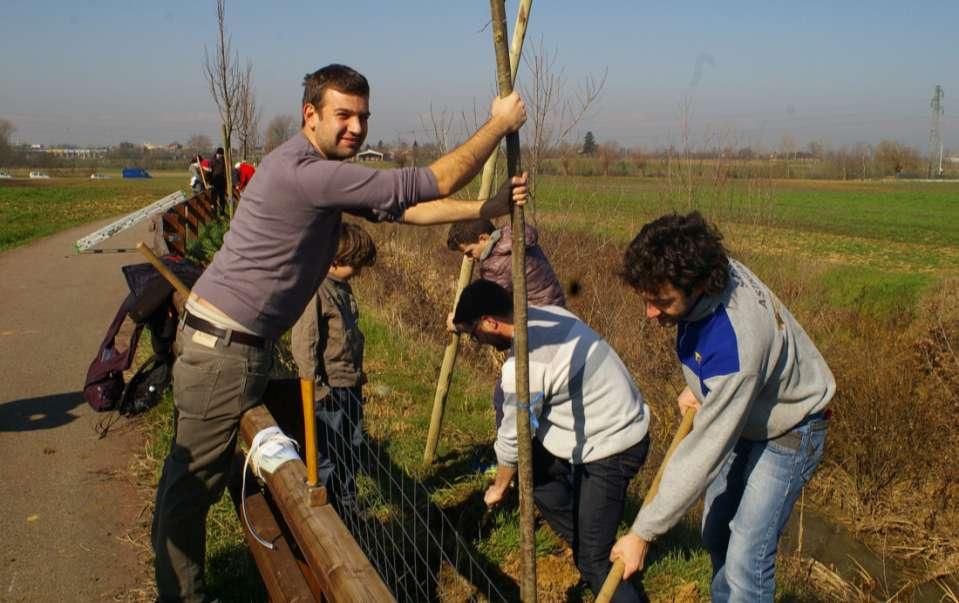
[151,322,273,602]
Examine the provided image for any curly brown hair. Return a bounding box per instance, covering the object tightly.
[334,222,377,268]
[622,211,729,296]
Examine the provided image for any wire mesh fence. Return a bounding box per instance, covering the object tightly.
[315,386,509,602]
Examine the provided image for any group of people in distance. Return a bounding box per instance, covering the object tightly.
[152,64,834,603]
[188,150,256,202]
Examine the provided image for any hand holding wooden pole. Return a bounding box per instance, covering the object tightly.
[596,408,698,603]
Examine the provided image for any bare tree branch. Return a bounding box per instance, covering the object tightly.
[236,61,261,161]
[202,0,242,140]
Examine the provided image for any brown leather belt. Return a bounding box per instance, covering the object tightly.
[184,313,269,349]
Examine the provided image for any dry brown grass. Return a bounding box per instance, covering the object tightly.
[354,210,959,583]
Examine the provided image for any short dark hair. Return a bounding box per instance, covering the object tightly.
[622,211,730,297]
[334,222,377,268]
[446,220,495,251]
[453,279,513,326]
[302,64,370,124]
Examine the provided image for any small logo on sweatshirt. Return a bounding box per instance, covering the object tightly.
[694,351,702,364]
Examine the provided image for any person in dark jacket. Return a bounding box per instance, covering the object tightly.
[446,219,566,430]
[447,219,566,308]
[209,147,227,206]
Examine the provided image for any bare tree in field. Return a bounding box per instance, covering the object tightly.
[203,0,242,206]
[203,0,241,139]
[264,114,297,154]
[420,103,457,155]
[236,61,261,161]
[520,36,606,194]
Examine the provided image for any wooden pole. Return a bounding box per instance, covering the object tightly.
[222,123,235,218]
[300,378,320,488]
[422,0,533,466]
[135,242,191,298]
[423,257,473,463]
[596,408,698,603]
[491,1,536,600]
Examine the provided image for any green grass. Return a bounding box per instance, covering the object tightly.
[819,265,935,320]
[534,176,959,279]
[0,175,186,251]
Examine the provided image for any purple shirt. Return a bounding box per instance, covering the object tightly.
[193,134,438,339]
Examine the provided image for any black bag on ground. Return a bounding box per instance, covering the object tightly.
[82,255,203,414]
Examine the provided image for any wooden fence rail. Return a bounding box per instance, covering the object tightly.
[238,402,396,603]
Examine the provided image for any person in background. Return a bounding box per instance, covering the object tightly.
[234,161,256,195]
[188,154,205,195]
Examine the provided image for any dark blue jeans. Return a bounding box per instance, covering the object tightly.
[315,386,364,506]
[532,436,650,602]
[702,411,829,602]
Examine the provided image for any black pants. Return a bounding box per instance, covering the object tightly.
[533,436,650,602]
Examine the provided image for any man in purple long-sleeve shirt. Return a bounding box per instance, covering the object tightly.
[152,63,528,602]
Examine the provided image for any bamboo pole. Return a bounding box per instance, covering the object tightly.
[422,0,533,466]
[422,257,473,464]
[491,1,536,600]
[596,408,698,603]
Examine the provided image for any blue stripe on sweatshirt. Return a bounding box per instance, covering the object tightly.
[677,304,740,396]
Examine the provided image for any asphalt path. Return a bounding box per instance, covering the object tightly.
[0,218,158,601]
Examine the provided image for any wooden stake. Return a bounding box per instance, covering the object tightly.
[422,0,533,466]
[423,257,473,464]
[300,378,320,488]
[491,1,536,600]
[596,408,698,603]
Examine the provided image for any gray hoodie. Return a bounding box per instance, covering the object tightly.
[632,259,835,541]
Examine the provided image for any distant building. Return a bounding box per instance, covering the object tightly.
[356,149,384,162]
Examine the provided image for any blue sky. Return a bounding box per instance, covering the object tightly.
[1,1,956,152]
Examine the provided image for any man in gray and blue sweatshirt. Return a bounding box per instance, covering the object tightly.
[611,211,835,602]
[453,279,650,602]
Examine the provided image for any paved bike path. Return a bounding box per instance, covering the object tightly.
[0,218,159,601]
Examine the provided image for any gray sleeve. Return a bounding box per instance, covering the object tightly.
[295,160,439,222]
[631,371,763,541]
[494,359,519,467]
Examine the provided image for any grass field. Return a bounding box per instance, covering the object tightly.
[0,174,186,252]
[534,175,959,322]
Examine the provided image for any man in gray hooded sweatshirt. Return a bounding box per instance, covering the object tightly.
[611,211,834,602]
